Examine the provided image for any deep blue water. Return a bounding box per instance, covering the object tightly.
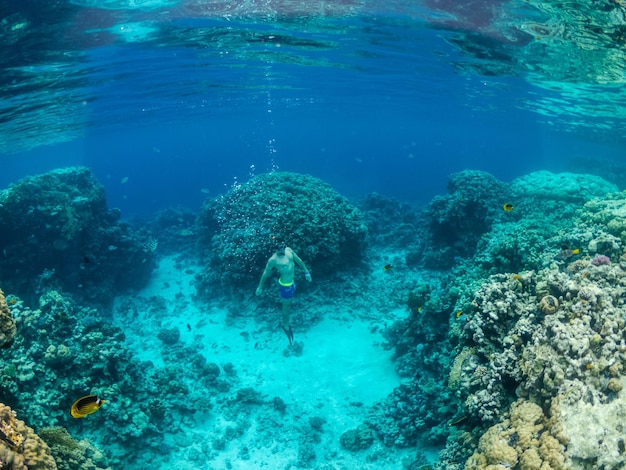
[3,0,626,216]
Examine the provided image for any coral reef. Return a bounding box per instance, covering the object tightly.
[425,170,510,267]
[435,179,626,468]
[3,291,236,468]
[0,167,156,308]
[1,167,623,469]
[0,402,57,469]
[358,192,426,250]
[197,171,367,286]
[0,289,16,348]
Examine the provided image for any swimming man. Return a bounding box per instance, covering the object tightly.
[255,242,312,345]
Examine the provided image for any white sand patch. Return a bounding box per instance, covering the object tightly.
[115,255,408,469]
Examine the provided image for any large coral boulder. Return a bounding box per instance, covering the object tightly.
[198,172,367,285]
[0,167,156,307]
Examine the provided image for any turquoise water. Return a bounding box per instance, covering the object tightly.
[1,1,626,469]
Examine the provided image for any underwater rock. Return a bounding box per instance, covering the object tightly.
[359,192,425,249]
[445,251,626,467]
[197,171,367,285]
[234,387,264,405]
[553,380,626,469]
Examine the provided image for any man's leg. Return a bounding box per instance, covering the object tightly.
[282,300,294,345]
[282,300,291,329]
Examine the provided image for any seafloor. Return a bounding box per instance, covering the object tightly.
[0,167,625,470]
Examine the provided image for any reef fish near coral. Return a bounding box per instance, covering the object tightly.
[556,247,579,260]
[70,395,105,418]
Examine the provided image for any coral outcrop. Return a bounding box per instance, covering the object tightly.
[0,167,156,307]
[438,183,626,468]
[38,427,111,470]
[425,170,510,267]
[4,291,237,468]
[0,289,16,348]
[465,399,566,470]
[198,171,367,285]
[0,402,57,469]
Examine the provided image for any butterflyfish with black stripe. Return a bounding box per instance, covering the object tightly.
[70,395,105,418]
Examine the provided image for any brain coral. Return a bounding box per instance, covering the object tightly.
[198,172,367,284]
[0,288,16,348]
[0,402,57,469]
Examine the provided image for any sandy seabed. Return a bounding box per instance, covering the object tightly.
[114,255,412,469]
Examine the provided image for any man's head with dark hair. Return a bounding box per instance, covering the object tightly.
[273,240,287,256]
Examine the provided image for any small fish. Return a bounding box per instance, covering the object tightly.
[108,245,118,251]
[455,310,463,318]
[120,176,129,184]
[417,306,423,313]
[502,203,513,212]
[449,415,469,427]
[383,264,393,272]
[70,395,105,418]
[186,323,191,332]
[8,299,17,306]
[144,238,158,253]
[556,247,579,260]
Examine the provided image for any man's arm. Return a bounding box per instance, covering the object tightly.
[256,259,274,295]
[292,251,312,282]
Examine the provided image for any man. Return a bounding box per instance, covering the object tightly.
[255,242,312,345]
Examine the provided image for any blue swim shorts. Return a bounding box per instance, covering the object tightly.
[278,280,296,300]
